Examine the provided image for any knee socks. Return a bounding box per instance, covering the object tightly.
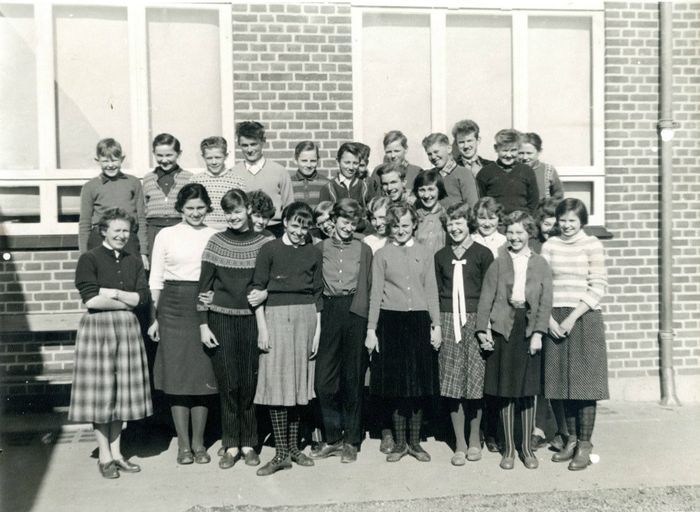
[288,406,302,456]
[519,397,535,458]
[500,399,516,458]
[269,407,289,459]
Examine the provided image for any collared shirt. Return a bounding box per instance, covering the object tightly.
[451,238,474,260]
[337,174,354,189]
[321,236,363,296]
[100,171,128,184]
[244,157,266,176]
[463,157,484,178]
[509,247,532,303]
[102,241,121,259]
[438,158,457,177]
[154,165,180,197]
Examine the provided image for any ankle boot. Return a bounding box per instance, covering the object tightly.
[551,435,577,462]
[568,441,593,471]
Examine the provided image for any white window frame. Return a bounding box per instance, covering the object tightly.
[0,1,234,236]
[352,1,606,225]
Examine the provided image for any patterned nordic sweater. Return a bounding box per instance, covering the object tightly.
[142,168,192,218]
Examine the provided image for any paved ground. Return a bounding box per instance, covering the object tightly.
[1,401,699,512]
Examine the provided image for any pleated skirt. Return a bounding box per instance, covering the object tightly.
[370,310,439,398]
[484,309,542,398]
[544,307,609,400]
[254,304,317,406]
[69,310,152,423]
[439,312,486,399]
[154,281,218,395]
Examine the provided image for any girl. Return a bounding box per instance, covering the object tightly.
[148,183,219,465]
[311,200,335,244]
[249,189,276,237]
[250,202,323,476]
[476,211,553,470]
[472,197,507,258]
[434,202,494,465]
[290,141,329,208]
[369,130,422,196]
[71,208,152,478]
[413,169,447,256]
[142,133,192,259]
[198,189,273,469]
[363,195,391,255]
[365,203,441,463]
[541,198,609,471]
[518,132,564,201]
[79,138,149,270]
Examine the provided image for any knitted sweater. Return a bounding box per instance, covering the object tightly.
[476,161,539,214]
[142,168,192,218]
[231,159,294,226]
[319,176,370,208]
[189,169,245,231]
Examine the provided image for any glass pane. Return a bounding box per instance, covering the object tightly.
[528,16,592,167]
[0,186,40,223]
[57,185,81,223]
[362,13,431,170]
[446,14,512,160]
[0,4,38,169]
[147,8,222,169]
[54,6,131,169]
[563,180,593,215]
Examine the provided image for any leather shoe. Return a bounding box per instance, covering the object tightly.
[219,450,240,469]
[568,441,593,471]
[291,450,314,466]
[499,456,515,470]
[467,447,482,462]
[552,437,577,462]
[243,449,260,466]
[309,441,343,459]
[341,444,358,463]
[485,437,500,453]
[531,434,547,451]
[114,458,141,473]
[379,430,395,454]
[450,451,466,466]
[217,446,226,457]
[98,460,120,479]
[521,454,539,469]
[407,443,431,462]
[549,433,566,452]
[193,448,211,464]
[177,448,194,465]
[386,443,408,462]
[256,456,292,476]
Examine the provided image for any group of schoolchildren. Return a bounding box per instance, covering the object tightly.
[70,119,608,481]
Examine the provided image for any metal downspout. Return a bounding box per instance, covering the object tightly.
[657,0,680,406]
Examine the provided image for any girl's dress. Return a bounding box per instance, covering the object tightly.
[415,204,446,256]
[541,231,609,400]
[434,241,494,399]
[150,222,219,395]
[69,245,152,423]
[251,237,323,406]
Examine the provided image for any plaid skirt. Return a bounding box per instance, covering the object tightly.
[254,304,317,407]
[544,307,609,400]
[439,312,486,399]
[68,310,152,423]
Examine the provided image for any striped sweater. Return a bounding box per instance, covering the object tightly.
[189,169,246,231]
[142,168,192,218]
[541,230,607,309]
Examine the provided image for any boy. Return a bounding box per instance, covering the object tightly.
[422,133,479,210]
[311,198,372,463]
[232,121,294,238]
[451,119,493,178]
[190,136,245,231]
[476,129,539,215]
[376,161,412,204]
[290,141,328,208]
[249,189,276,238]
[319,143,370,209]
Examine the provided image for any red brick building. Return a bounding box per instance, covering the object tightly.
[1,1,698,408]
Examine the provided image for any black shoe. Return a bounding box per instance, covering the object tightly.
[308,441,343,459]
[407,443,431,462]
[386,443,408,462]
[98,460,120,479]
[485,437,500,453]
[341,444,358,463]
[379,430,395,454]
[114,458,141,473]
[256,456,292,476]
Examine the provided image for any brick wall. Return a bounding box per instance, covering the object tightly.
[231,2,353,175]
[603,2,700,397]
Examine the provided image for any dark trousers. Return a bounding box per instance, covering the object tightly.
[314,295,368,446]
[208,312,259,448]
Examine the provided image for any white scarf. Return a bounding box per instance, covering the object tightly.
[451,258,468,343]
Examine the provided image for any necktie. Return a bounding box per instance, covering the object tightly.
[452,259,467,343]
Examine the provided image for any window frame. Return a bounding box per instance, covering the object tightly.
[0,1,234,236]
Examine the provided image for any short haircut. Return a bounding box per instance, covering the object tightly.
[236,121,266,142]
[383,130,408,149]
[494,129,521,148]
[331,198,362,223]
[386,202,418,232]
[412,169,447,201]
[221,188,249,214]
[98,207,133,234]
[367,195,392,219]
[473,196,505,224]
[96,138,124,159]
[443,201,478,233]
[504,210,537,238]
[519,132,543,152]
[555,197,589,226]
[451,119,481,139]
[283,201,313,227]
[249,190,275,219]
[313,201,334,223]
[336,142,361,161]
[152,133,181,153]
[421,132,450,150]
[200,136,228,154]
[175,183,213,214]
[355,142,371,163]
[376,161,406,180]
[294,140,320,159]
[535,197,560,224]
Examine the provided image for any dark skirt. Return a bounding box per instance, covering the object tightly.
[154,281,218,395]
[439,312,486,399]
[483,309,542,398]
[69,310,152,423]
[370,310,439,398]
[544,307,609,400]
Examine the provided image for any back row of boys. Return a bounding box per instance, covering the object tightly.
[78,119,564,268]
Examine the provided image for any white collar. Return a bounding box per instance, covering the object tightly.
[508,247,532,259]
[282,232,305,247]
[391,238,415,248]
[337,174,354,188]
[102,241,121,258]
[244,157,266,175]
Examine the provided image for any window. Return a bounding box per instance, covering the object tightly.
[353,3,605,225]
[0,2,233,235]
